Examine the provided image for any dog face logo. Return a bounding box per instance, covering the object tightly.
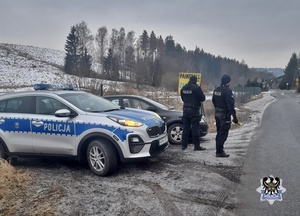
[256,175,286,205]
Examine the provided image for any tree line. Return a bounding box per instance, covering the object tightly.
[64,21,294,91]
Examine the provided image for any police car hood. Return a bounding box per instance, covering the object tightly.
[89,108,164,126]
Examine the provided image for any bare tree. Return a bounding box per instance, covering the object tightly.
[74,21,94,51]
[95,26,108,74]
[74,21,94,75]
[117,27,126,79]
[110,29,119,54]
[125,31,136,80]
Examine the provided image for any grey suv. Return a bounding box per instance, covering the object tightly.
[104,95,208,145]
[0,84,169,176]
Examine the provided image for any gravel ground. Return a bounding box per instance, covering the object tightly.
[0,92,275,216]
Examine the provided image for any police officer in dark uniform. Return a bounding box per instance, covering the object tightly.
[180,75,206,151]
[212,74,238,157]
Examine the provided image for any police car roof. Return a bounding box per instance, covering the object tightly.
[0,84,98,101]
[0,89,85,100]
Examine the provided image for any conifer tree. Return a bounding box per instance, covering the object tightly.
[156,36,165,58]
[149,31,157,58]
[140,30,149,58]
[79,47,93,77]
[165,35,175,56]
[279,53,299,89]
[103,48,119,80]
[64,26,81,75]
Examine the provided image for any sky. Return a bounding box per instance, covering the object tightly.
[1,0,300,69]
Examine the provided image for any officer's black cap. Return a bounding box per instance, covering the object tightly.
[221,74,231,85]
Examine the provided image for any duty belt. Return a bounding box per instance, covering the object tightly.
[183,105,200,110]
[215,107,229,112]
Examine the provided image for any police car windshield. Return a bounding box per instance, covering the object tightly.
[60,92,120,112]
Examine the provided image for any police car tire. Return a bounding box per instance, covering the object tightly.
[87,139,118,176]
[167,123,183,145]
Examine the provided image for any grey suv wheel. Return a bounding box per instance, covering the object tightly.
[87,139,118,176]
[0,144,5,159]
[167,123,183,144]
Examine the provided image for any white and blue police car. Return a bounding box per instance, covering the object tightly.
[0,84,169,176]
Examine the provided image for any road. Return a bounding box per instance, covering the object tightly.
[235,90,300,215]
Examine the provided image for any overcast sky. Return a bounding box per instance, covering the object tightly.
[1,0,300,68]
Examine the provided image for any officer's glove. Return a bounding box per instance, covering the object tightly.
[232,118,239,124]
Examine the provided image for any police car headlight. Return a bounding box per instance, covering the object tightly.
[107,116,143,127]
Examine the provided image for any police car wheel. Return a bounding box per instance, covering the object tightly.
[87,139,118,176]
[167,123,183,145]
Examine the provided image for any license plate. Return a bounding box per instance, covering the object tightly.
[159,135,168,145]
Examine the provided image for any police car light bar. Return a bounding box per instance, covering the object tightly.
[34,84,74,90]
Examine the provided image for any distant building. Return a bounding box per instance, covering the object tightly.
[201,81,209,92]
[273,75,284,88]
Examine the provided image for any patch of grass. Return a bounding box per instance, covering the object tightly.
[0,159,32,215]
[203,100,252,133]
[203,100,216,133]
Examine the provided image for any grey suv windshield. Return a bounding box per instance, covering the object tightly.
[60,92,119,112]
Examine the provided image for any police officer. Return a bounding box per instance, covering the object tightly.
[180,75,206,151]
[212,74,238,157]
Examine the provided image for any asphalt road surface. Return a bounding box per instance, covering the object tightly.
[235,90,300,216]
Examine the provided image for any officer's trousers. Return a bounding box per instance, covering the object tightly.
[182,108,201,148]
[215,111,231,153]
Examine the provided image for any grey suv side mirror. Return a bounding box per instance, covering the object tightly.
[146,106,157,112]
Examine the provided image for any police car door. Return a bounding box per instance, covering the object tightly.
[32,96,76,155]
[0,96,33,153]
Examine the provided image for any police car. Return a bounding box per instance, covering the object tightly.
[0,84,169,176]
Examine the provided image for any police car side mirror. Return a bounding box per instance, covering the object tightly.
[55,109,75,117]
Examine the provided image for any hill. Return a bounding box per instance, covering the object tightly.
[0,43,173,99]
[0,43,68,91]
[0,43,131,93]
[253,67,284,77]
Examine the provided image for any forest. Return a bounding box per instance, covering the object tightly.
[64,21,298,91]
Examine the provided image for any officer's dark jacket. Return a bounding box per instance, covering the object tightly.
[180,81,205,110]
[212,85,236,117]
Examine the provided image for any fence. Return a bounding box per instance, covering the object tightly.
[233,87,262,105]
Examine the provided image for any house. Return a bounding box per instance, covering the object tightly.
[201,81,209,92]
